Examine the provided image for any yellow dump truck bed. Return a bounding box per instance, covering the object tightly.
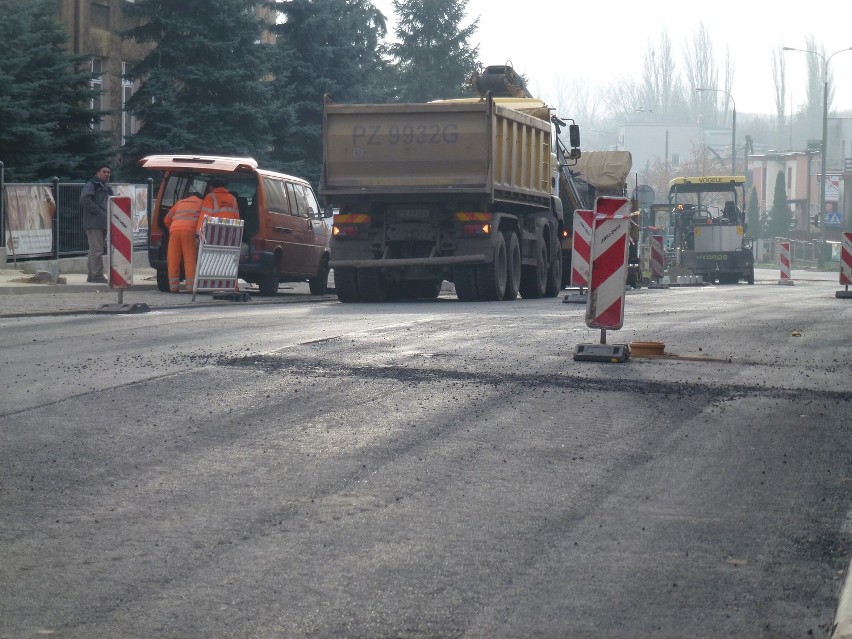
[321,96,553,206]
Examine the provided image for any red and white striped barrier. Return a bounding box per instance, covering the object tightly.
[841,232,852,286]
[585,213,630,330]
[108,196,133,289]
[650,234,665,281]
[193,217,245,301]
[570,209,594,288]
[778,240,793,285]
[594,196,631,218]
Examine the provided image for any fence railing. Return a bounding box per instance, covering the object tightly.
[755,237,833,268]
[2,175,153,263]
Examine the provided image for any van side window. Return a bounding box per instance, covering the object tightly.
[286,182,308,218]
[304,186,321,219]
[263,177,290,214]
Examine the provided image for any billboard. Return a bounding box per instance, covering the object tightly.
[3,185,55,258]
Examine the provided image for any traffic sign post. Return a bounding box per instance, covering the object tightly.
[574,202,631,363]
[97,196,149,314]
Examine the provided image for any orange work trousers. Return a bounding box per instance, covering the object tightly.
[167,229,197,292]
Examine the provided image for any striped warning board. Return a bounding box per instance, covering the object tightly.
[570,209,594,288]
[586,213,630,330]
[193,217,244,301]
[841,232,852,285]
[107,196,133,289]
[778,240,792,284]
[650,234,665,280]
[594,196,631,218]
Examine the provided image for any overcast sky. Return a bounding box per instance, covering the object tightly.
[373,0,852,116]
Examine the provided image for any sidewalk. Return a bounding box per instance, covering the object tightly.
[0,262,336,317]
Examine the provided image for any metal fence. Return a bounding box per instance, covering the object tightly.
[755,237,832,268]
[2,176,153,264]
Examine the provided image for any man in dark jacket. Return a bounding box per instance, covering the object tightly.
[79,163,114,283]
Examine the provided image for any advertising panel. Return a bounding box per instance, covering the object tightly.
[3,185,55,258]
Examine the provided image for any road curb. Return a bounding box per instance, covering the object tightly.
[832,558,852,638]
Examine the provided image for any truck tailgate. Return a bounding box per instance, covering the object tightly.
[321,99,552,202]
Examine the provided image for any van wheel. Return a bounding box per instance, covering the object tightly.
[156,270,170,293]
[258,266,280,296]
[309,258,330,295]
[545,241,562,297]
[335,268,360,302]
[357,269,390,302]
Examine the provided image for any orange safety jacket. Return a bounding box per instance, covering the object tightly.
[197,187,240,233]
[164,195,203,233]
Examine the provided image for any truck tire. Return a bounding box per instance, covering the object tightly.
[335,268,360,302]
[156,270,170,293]
[545,241,562,297]
[519,236,547,299]
[357,268,390,302]
[417,279,443,299]
[747,269,754,285]
[454,265,479,302]
[476,232,508,301]
[503,230,521,300]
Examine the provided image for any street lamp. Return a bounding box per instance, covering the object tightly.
[783,45,852,267]
[696,87,736,175]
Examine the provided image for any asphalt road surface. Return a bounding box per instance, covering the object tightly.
[2,269,851,638]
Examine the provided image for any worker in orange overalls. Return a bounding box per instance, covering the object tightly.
[164,191,203,293]
[196,177,240,234]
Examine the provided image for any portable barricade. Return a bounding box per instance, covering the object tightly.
[192,217,244,301]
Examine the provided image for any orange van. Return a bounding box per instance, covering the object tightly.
[139,155,332,295]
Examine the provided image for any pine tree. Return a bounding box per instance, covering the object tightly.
[389,0,479,103]
[267,0,391,183]
[0,0,112,181]
[746,185,761,239]
[767,170,794,238]
[121,0,273,177]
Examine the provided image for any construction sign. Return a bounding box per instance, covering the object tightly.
[585,213,630,330]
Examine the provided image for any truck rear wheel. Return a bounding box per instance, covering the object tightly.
[335,268,360,302]
[357,268,391,302]
[519,237,547,299]
[545,241,562,297]
[503,231,521,300]
[476,232,508,301]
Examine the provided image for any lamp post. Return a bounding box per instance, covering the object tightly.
[696,87,736,175]
[783,45,852,268]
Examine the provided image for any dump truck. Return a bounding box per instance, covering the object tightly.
[666,176,754,284]
[320,64,581,302]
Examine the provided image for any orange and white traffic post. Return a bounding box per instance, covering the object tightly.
[837,232,852,299]
[778,241,794,285]
[563,208,594,304]
[649,234,666,283]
